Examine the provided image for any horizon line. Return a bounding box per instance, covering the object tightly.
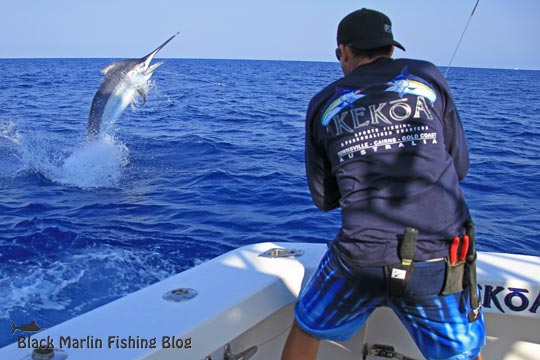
[0,57,536,72]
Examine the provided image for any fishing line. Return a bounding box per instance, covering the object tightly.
[158,69,226,87]
[444,0,480,78]
[179,72,226,87]
[203,325,291,359]
[255,324,292,348]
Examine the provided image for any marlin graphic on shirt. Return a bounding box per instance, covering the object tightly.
[385,66,437,104]
[321,67,437,127]
[321,90,366,126]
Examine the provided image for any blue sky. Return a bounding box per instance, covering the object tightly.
[1,0,538,70]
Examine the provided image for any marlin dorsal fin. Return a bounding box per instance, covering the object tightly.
[397,66,410,80]
[100,64,115,75]
[100,62,127,75]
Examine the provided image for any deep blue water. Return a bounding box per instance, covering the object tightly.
[0,59,539,347]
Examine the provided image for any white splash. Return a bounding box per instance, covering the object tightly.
[1,118,130,190]
[58,136,129,189]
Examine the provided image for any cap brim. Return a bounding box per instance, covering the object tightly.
[393,40,406,51]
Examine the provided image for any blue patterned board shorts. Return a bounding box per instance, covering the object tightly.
[295,248,485,360]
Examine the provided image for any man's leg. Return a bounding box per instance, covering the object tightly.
[283,249,385,359]
[390,260,486,359]
[281,321,320,360]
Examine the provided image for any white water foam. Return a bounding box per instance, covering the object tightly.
[0,120,24,176]
[0,263,86,316]
[0,246,180,319]
[1,118,130,189]
[0,120,22,144]
[58,136,129,189]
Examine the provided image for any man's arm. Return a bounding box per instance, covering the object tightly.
[442,96,470,181]
[305,101,341,211]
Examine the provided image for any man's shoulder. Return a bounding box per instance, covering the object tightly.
[312,78,341,102]
[392,58,444,79]
[307,79,342,118]
[393,57,438,68]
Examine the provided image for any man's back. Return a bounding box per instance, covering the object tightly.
[306,57,470,266]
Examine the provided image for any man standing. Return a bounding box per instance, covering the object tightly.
[282,8,485,360]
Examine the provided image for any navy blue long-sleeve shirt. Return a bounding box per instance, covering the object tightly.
[305,57,470,266]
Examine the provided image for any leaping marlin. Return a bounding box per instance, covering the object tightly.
[87,32,179,139]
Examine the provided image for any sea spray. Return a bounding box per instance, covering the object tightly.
[2,120,129,189]
[59,136,129,189]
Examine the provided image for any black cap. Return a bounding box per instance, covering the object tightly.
[337,8,405,51]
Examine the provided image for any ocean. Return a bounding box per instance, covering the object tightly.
[0,59,539,348]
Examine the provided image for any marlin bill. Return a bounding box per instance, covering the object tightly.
[87,32,179,139]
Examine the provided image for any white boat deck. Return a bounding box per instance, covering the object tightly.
[1,242,539,360]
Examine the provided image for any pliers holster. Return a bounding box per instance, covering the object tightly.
[441,218,481,322]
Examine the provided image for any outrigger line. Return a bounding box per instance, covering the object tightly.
[444,0,480,78]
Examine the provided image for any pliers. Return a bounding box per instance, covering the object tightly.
[450,234,469,265]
